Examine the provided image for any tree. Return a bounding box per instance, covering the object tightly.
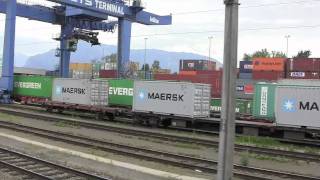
[252,49,270,58]
[293,50,312,58]
[243,53,252,61]
[102,53,117,63]
[271,51,287,58]
[151,60,160,71]
[141,63,150,71]
[243,49,287,60]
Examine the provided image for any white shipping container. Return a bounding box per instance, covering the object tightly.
[275,85,320,129]
[52,78,108,106]
[133,81,211,118]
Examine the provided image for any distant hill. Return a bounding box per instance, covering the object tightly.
[24,41,221,72]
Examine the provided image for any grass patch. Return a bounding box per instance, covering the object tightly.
[236,135,320,155]
[54,120,80,128]
[240,151,250,166]
[236,136,282,148]
[0,112,23,122]
[173,142,201,150]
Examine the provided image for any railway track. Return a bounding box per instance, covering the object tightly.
[0,106,320,163]
[0,146,109,180]
[0,121,319,180]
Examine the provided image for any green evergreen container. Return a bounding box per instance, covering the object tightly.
[253,82,277,121]
[210,98,253,114]
[108,79,134,106]
[13,75,53,98]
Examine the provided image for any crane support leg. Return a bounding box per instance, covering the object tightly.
[59,25,73,78]
[117,18,132,78]
[0,0,17,92]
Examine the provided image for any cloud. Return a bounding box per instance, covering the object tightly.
[0,0,320,61]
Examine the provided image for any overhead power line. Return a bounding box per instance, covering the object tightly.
[13,23,320,46]
[172,0,320,15]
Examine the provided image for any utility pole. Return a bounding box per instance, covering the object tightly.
[208,36,213,61]
[144,37,148,79]
[217,0,239,180]
[285,35,290,57]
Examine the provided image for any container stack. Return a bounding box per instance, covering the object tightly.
[179,59,216,72]
[69,63,93,79]
[286,58,320,79]
[239,60,253,79]
[252,58,286,81]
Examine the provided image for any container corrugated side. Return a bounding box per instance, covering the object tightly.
[253,58,286,71]
[239,73,252,79]
[210,98,252,114]
[286,58,320,72]
[252,83,277,121]
[108,79,134,107]
[239,61,253,73]
[275,86,320,129]
[52,79,91,105]
[13,75,53,98]
[52,78,108,106]
[90,79,109,106]
[236,79,256,99]
[133,81,210,118]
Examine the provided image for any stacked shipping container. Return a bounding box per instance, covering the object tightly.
[286,58,320,79]
[179,60,216,71]
[239,60,253,79]
[252,58,286,81]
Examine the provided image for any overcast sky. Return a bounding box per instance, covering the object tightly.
[0,0,320,63]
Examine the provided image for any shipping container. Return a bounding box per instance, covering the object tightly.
[69,63,92,71]
[154,74,179,81]
[239,60,253,73]
[179,60,216,71]
[253,82,277,120]
[108,79,134,107]
[99,70,117,78]
[179,71,197,76]
[286,71,319,79]
[71,70,92,79]
[210,98,252,114]
[239,73,252,79]
[178,73,222,98]
[13,75,53,98]
[133,81,211,118]
[275,84,320,129]
[286,58,320,72]
[253,58,286,71]
[14,67,47,76]
[236,79,256,99]
[52,78,108,106]
[253,71,284,81]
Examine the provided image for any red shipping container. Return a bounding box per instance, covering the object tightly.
[253,58,286,71]
[154,74,179,81]
[252,71,285,81]
[154,72,223,98]
[286,71,320,79]
[179,71,197,75]
[99,70,117,78]
[177,74,222,98]
[286,58,320,72]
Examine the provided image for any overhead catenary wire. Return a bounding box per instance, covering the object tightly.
[172,0,320,15]
[12,23,320,46]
